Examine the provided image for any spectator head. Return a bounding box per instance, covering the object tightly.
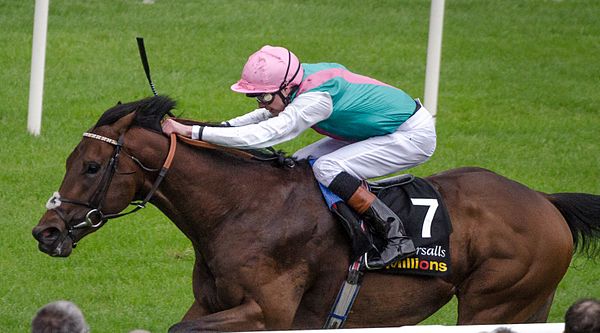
[564,298,600,333]
[31,300,89,333]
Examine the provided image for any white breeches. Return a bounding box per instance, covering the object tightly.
[293,107,437,187]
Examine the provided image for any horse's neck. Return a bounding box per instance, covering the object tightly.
[128,130,345,281]
[134,133,319,246]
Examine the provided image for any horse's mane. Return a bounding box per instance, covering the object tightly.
[94,95,175,132]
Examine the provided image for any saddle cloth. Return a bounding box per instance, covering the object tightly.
[316,172,453,277]
[370,176,452,277]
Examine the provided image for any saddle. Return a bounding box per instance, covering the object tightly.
[318,173,453,277]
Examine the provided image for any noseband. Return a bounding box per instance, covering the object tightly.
[46,132,177,246]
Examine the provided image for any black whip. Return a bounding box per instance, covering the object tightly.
[136,37,157,96]
[136,37,174,117]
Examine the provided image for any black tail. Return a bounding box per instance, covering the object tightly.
[546,192,600,257]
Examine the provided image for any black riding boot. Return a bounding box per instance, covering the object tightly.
[360,194,416,269]
[329,172,416,270]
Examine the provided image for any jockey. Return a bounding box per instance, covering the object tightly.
[162,45,437,269]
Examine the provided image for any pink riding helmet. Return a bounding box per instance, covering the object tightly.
[231,45,304,94]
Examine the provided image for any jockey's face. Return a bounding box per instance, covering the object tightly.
[259,86,293,116]
[261,94,285,115]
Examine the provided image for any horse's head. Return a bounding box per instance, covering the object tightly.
[32,96,175,257]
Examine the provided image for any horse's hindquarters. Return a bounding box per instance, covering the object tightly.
[430,168,574,323]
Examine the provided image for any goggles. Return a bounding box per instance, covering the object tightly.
[246,92,277,105]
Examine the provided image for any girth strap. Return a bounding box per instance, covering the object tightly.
[323,259,364,328]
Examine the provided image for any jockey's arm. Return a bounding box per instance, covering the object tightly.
[223,108,272,127]
[200,91,332,149]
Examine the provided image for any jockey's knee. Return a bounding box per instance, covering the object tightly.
[424,136,436,159]
[312,158,346,187]
[419,131,437,159]
[292,147,310,160]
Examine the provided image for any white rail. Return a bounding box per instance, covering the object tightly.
[269,323,564,333]
[27,0,49,136]
[424,0,445,120]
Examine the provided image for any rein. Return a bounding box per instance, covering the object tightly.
[47,132,177,246]
[177,135,257,159]
[176,133,295,167]
[170,117,294,166]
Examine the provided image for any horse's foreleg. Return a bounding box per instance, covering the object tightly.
[168,299,265,333]
[180,249,212,321]
[181,299,206,321]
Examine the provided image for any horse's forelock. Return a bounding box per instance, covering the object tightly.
[94,95,176,132]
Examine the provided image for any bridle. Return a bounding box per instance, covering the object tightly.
[46,132,177,247]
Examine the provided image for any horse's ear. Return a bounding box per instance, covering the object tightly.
[112,111,137,135]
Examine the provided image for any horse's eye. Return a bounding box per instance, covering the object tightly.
[85,163,101,174]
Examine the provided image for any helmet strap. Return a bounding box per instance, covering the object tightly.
[274,49,302,107]
[279,86,299,107]
[279,50,302,91]
[280,50,292,88]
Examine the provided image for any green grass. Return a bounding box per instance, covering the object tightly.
[1,0,599,332]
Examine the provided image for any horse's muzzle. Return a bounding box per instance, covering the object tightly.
[32,213,74,257]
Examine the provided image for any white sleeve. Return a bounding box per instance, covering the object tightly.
[223,108,272,126]
[202,91,333,149]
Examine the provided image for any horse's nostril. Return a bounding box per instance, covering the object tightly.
[34,227,60,245]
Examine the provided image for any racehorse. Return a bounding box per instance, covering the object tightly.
[33,96,600,332]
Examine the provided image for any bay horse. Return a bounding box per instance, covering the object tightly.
[33,96,600,332]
